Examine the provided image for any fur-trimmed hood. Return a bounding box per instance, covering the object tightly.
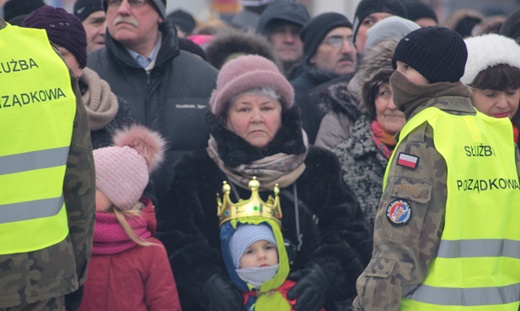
[357,38,398,120]
[205,30,280,70]
[320,73,361,122]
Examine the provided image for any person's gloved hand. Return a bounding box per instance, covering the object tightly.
[287,263,329,311]
[201,273,245,311]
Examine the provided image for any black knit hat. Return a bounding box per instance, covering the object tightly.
[166,9,196,35]
[402,1,437,23]
[73,0,104,21]
[392,26,467,83]
[256,1,310,35]
[353,0,407,45]
[300,12,353,63]
[3,0,45,23]
[500,8,520,44]
[22,6,87,69]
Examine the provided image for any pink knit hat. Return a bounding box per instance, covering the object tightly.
[94,125,166,211]
[209,55,294,117]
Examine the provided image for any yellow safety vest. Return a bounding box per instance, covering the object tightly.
[0,24,76,254]
[384,107,520,310]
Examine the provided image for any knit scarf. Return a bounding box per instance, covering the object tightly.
[93,212,152,255]
[390,71,471,120]
[371,120,396,159]
[207,131,308,190]
[80,67,119,130]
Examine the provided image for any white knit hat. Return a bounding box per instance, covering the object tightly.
[461,34,520,85]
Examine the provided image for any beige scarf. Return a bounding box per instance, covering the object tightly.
[207,131,309,190]
[80,67,119,130]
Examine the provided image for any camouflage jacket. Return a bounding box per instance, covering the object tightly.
[352,75,520,310]
[0,18,96,308]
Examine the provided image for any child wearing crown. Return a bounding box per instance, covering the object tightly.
[78,125,181,311]
[218,179,324,311]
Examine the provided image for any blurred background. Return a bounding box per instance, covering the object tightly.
[2,0,519,29]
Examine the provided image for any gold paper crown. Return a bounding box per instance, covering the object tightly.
[217,177,282,226]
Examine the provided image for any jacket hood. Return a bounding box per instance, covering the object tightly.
[220,217,290,306]
[357,38,398,119]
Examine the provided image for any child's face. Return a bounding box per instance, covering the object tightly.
[396,61,430,85]
[239,240,278,268]
[95,190,112,212]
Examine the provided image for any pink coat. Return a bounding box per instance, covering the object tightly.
[78,200,181,311]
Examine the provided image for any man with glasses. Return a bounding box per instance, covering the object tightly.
[87,0,218,207]
[291,12,356,144]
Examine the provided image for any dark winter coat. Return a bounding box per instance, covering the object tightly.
[87,21,218,205]
[291,66,349,144]
[157,107,373,311]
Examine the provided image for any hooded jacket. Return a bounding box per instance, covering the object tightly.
[87,21,218,206]
[157,107,373,311]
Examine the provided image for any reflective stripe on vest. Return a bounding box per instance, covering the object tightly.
[384,107,520,310]
[0,24,76,254]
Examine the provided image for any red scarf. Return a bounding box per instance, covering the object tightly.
[371,120,397,159]
[514,125,519,143]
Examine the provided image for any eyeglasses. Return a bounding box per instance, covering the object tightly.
[323,35,354,48]
[107,0,148,8]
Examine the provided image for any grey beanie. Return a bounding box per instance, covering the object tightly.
[365,15,419,52]
[229,224,277,269]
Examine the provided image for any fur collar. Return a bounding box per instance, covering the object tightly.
[322,76,361,121]
[206,106,306,168]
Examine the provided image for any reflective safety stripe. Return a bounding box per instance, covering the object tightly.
[0,147,69,175]
[437,239,520,258]
[405,283,520,306]
[0,196,64,223]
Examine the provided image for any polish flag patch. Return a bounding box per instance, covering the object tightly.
[396,152,419,170]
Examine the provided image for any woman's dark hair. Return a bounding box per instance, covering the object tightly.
[471,64,520,128]
[471,64,520,91]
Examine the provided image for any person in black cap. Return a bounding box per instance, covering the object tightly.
[166,9,196,38]
[290,12,356,144]
[256,1,310,79]
[402,0,437,27]
[352,0,407,54]
[353,26,520,310]
[73,0,106,52]
[2,0,45,25]
[230,0,274,31]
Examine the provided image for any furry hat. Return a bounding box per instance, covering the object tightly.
[461,34,520,85]
[205,30,279,69]
[443,9,484,38]
[365,15,419,52]
[229,224,277,269]
[359,39,399,119]
[22,6,87,69]
[209,55,294,117]
[94,125,166,211]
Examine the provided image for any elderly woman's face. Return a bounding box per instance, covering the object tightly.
[375,83,405,135]
[226,92,282,148]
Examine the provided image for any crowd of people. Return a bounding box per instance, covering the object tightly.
[1,0,520,310]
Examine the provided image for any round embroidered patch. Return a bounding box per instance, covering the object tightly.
[386,199,412,225]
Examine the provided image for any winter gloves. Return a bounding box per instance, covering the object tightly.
[201,273,245,311]
[288,263,329,311]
